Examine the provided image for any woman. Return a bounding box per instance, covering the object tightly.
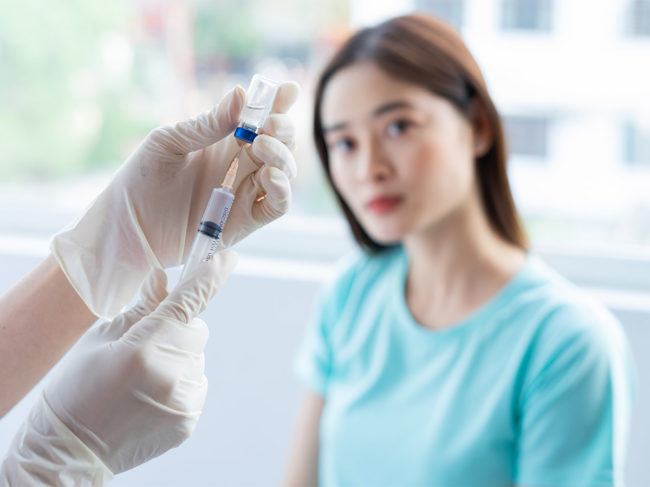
[285,14,633,487]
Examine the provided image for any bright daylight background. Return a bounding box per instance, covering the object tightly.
[1,0,650,485]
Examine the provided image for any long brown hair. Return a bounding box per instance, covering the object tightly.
[313,14,528,253]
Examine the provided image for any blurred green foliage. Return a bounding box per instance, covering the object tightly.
[0,0,349,182]
[193,1,260,67]
[0,0,152,181]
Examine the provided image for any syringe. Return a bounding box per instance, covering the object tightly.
[179,74,279,282]
[179,149,241,281]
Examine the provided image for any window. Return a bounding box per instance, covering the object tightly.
[628,0,650,36]
[501,0,552,31]
[503,115,550,158]
[623,121,650,166]
[415,0,464,29]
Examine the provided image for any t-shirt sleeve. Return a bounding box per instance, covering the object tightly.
[293,289,333,396]
[514,304,634,487]
[293,252,364,397]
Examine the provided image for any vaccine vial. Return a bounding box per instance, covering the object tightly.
[234,74,279,143]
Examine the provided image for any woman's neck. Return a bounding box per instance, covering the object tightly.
[402,196,525,330]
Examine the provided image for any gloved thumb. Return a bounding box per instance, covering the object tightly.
[152,251,239,324]
[151,86,246,155]
[92,268,169,342]
[120,268,169,324]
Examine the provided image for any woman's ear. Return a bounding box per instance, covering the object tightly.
[470,97,493,158]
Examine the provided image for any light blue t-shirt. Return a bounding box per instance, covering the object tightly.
[295,248,634,487]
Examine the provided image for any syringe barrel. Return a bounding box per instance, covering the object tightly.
[180,187,234,281]
[199,187,234,230]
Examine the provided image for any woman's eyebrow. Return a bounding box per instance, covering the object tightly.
[323,121,349,134]
[373,100,413,117]
[323,100,414,134]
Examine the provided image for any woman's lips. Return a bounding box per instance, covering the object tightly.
[365,195,404,215]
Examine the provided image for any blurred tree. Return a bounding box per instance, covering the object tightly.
[0,0,153,180]
[193,0,260,74]
[0,0,350,181]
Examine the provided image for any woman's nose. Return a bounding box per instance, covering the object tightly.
[357,141,392,182]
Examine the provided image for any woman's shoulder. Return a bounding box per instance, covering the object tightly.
[515,254,627,354]
[513,255,634,409]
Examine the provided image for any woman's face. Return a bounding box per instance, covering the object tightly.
[321,62,483,245]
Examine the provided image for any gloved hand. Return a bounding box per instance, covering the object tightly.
[0,252,238,486]
[51,81,299,319]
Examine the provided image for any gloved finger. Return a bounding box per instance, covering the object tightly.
[168,373,208,415]
[120,315,209,374]
[251,166,291,224]
[151,251,239,324]
[271,81,300,114]
[163,348,206,405]
[176,347,206,383]
[149,86,245,156]
[250,134,297,180]
[140,347,207,416]
[165,374,208,419]
[101,268,169,340]
[156,317,210,359]
[261,113,296,150]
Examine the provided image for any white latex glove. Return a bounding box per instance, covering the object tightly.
[0,252,238,486]
[51,81,299,319]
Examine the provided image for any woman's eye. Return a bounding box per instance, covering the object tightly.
[331,138,355,153]
[386,119,413,137]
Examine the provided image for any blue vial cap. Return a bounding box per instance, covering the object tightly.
[234,127,257,143]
